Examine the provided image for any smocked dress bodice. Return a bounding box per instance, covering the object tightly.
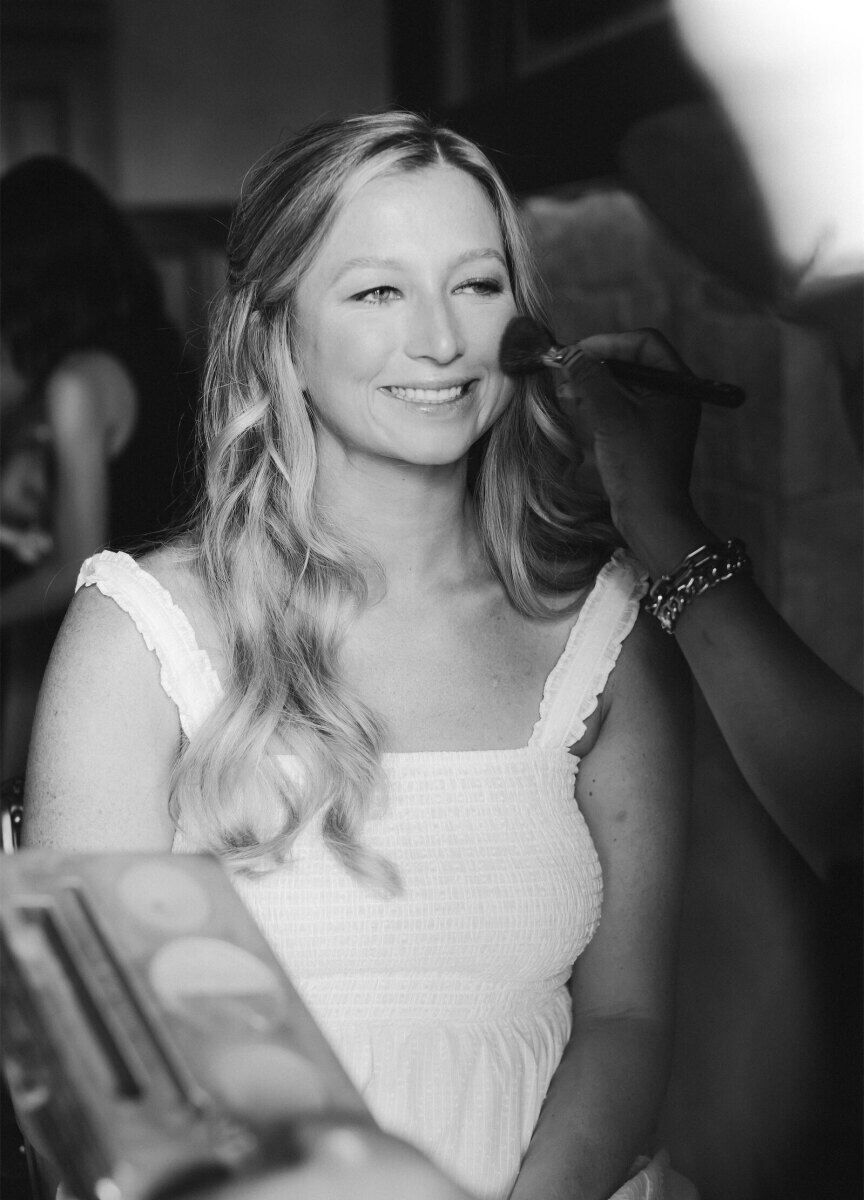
[76,549,689,1200]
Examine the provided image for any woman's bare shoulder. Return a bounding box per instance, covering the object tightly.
[52,575,178,713]
[26,580,181,851]
[60,538,207,680]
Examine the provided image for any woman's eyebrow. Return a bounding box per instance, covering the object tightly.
[330,247,506,285]
[451,248,507,270]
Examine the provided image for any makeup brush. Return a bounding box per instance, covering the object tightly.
[500,315,745,408]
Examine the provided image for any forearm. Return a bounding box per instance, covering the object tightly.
[677,575,862,875]
[628,509,863,876]
[508,1015,671,1200]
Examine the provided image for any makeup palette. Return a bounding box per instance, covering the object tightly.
[1,851,371,1200]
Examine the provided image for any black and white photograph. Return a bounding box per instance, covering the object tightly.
[1,3,861,1199]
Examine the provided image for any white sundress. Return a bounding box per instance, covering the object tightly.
[76,548,694,1200]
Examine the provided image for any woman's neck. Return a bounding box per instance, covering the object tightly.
[314,449,486,599]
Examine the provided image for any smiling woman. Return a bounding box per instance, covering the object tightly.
[293,167,518,468]
[22,112,694,1200]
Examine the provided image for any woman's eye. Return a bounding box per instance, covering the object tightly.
[353,285,400,305]
[455,277,505,297]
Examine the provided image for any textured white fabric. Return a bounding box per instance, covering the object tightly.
[76,548,691,1199]
[76,550,222,739]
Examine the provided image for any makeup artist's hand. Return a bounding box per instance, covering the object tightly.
[557,328,711,577]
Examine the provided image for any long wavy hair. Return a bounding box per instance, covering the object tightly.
[171,111,618,885]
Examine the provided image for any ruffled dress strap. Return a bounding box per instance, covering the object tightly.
[530,549,648,751]
[75,550,224,740]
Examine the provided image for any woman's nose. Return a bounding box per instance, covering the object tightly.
[404,295,465,364]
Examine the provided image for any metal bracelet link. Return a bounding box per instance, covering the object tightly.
[643,538,751,634]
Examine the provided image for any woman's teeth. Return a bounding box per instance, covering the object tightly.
[385,384,468,402]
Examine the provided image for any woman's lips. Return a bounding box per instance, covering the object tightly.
[381,381,473,404]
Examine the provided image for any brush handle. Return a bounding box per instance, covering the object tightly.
[600,358,745,407]
[547,346,745,408]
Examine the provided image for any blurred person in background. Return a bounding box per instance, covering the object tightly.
[1,156,185,778]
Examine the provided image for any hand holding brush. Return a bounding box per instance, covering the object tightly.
[499,318,725,575]
[499,315,744,407]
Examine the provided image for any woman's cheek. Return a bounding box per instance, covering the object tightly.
[336,319,397,382]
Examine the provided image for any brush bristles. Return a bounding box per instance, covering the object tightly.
[499,315,556,376]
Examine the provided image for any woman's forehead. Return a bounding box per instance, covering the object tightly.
[316,164,505,270]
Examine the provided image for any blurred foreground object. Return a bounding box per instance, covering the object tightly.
[671,0,863,283]
[180,1122,474,1200]
[0,852,376,1200]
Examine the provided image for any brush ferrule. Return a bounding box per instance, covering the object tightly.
[544,345,583,371]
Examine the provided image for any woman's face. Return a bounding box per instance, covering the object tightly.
[292,164,518,472]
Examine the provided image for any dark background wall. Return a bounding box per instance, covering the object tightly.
[1,0,391,357]
[1,0,390,203]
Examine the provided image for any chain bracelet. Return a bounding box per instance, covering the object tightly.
[643,538,751,634]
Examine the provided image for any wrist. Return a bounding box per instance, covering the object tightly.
[643,538,753,635]
[614,504,714,578]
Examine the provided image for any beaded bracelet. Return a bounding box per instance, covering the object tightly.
[643,538,752,634]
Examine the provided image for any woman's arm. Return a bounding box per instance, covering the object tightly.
[568,330,862,880]
[509,615,691,1200]
[1,355,135,628]
[19,584,181,1193]
[22,583,180,851]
